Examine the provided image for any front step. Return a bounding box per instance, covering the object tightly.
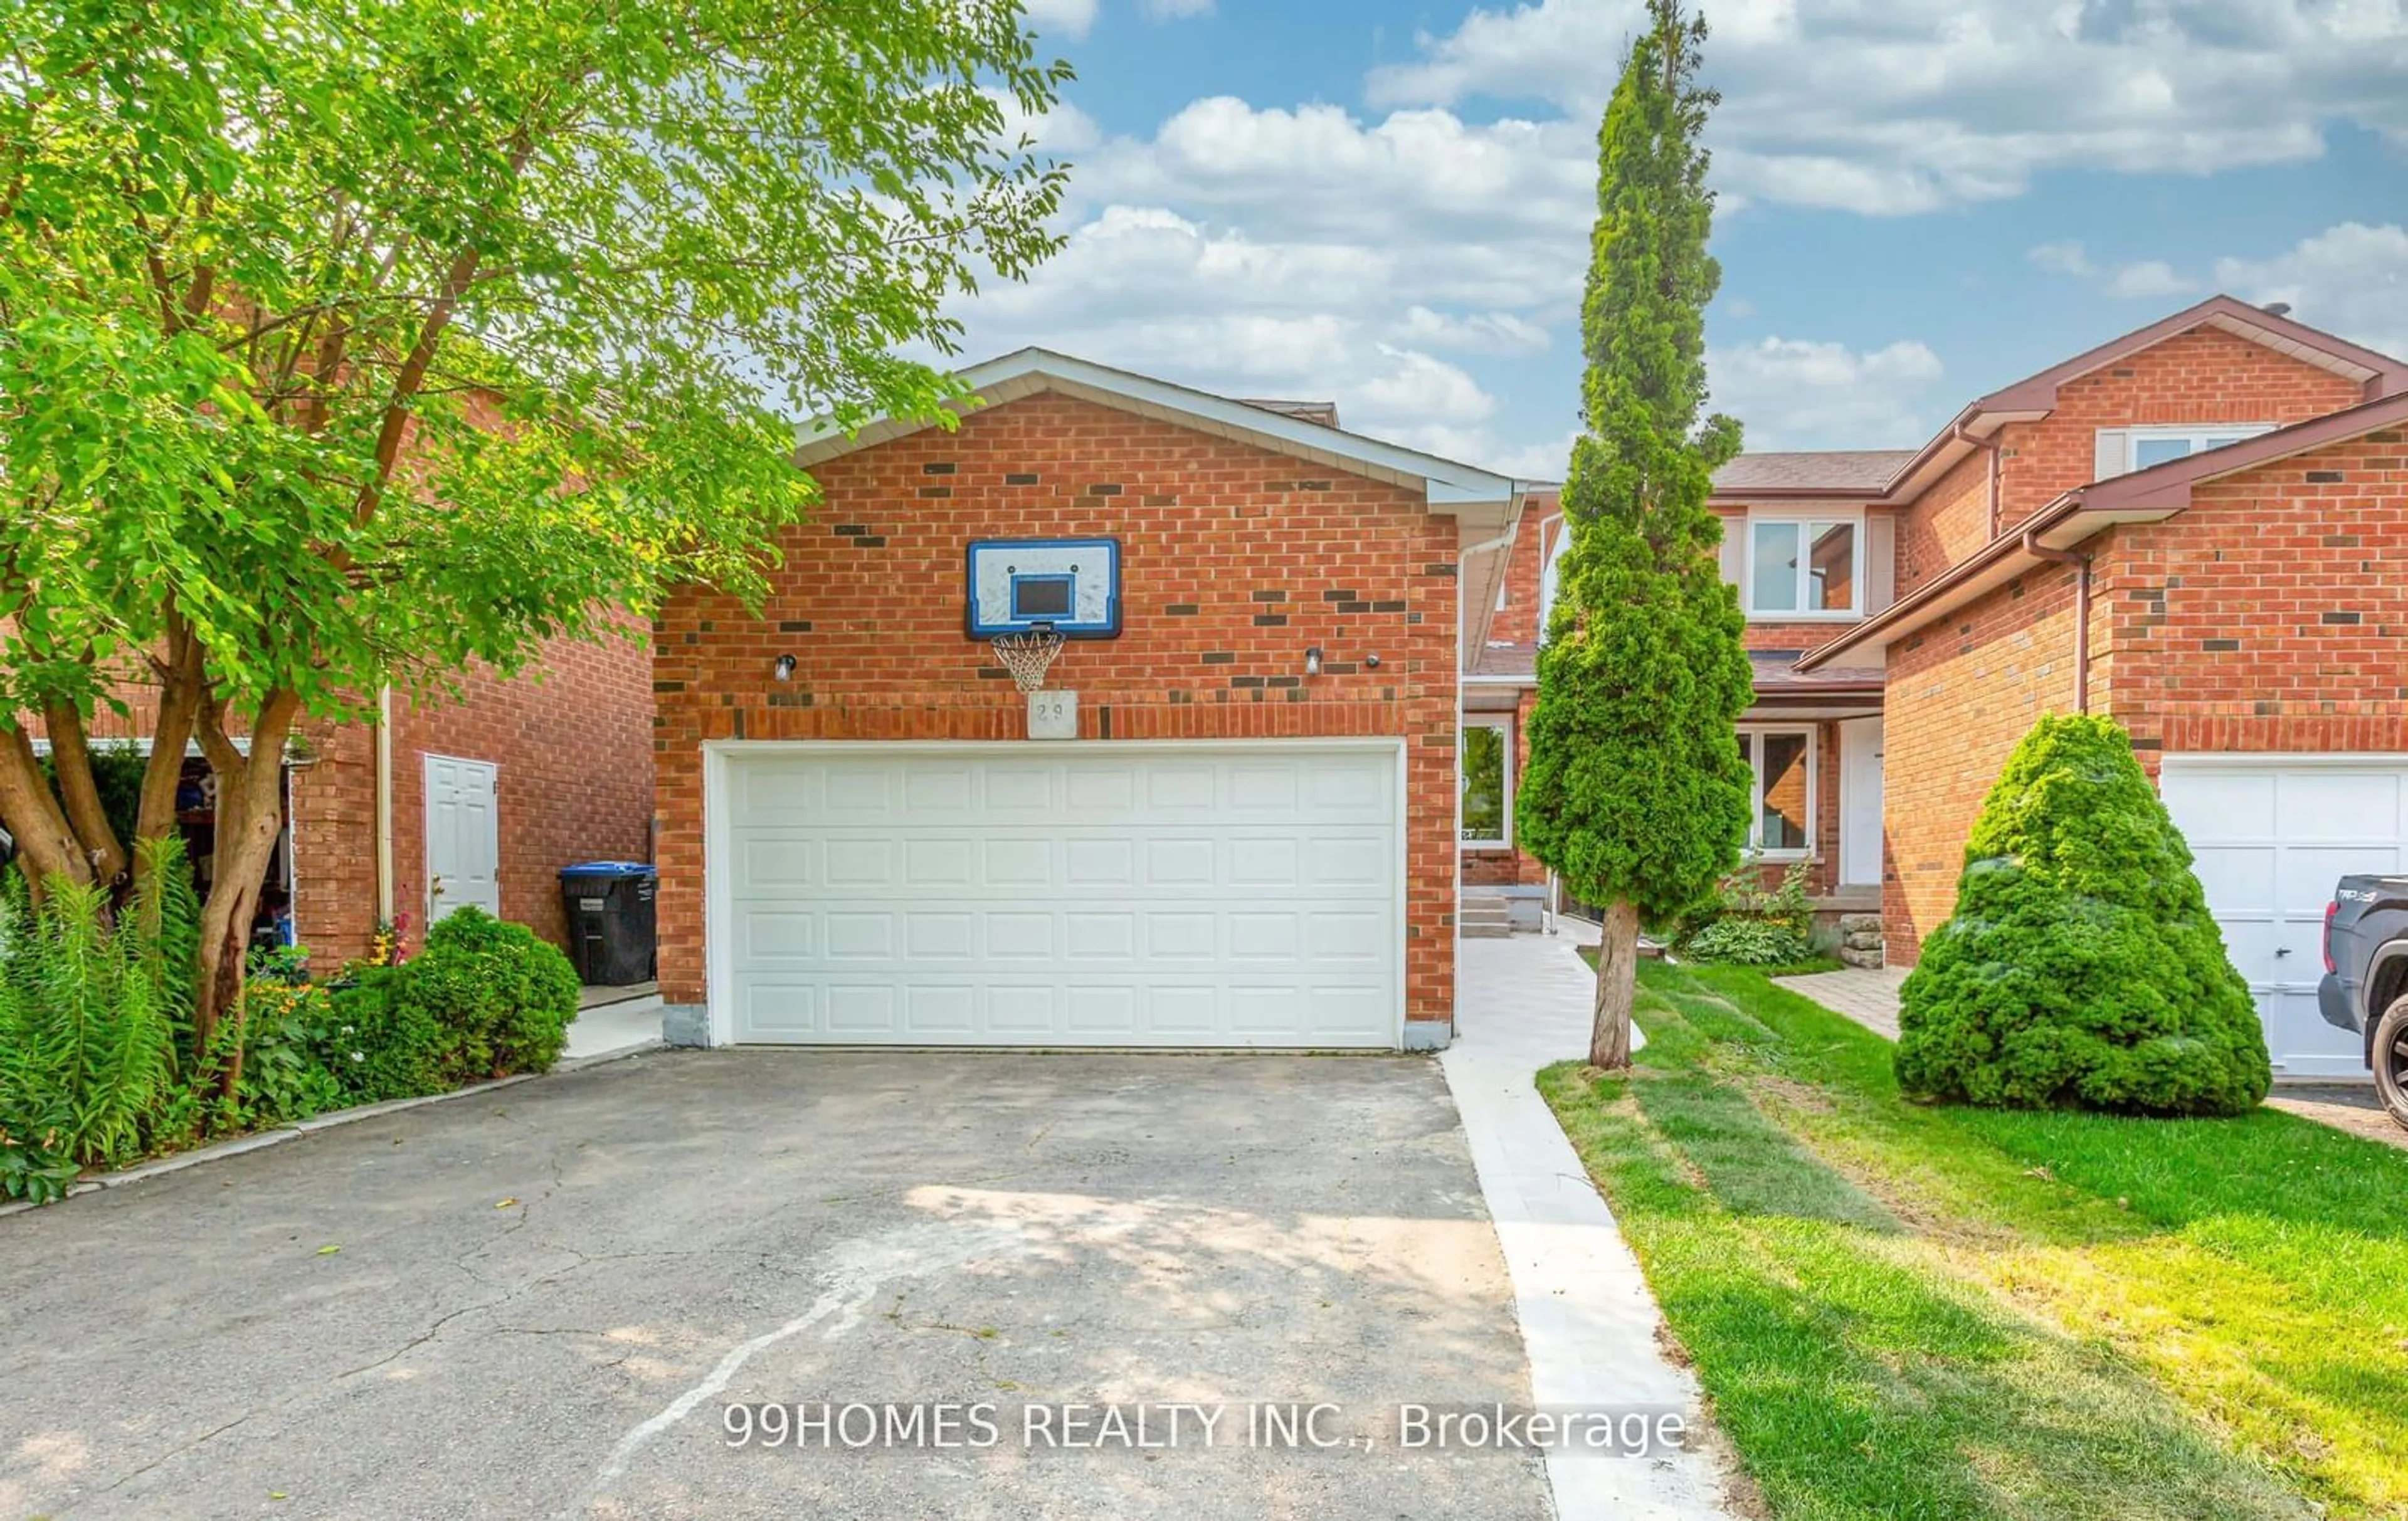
[1460,888,1519,939]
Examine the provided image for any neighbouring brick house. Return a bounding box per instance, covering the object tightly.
[1464,295,2408,1078]
[649,349,1524,1051]
[41,629,654,968]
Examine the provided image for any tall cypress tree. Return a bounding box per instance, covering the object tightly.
[1516,0,1752,1068]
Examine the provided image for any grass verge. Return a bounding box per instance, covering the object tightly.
[1541,960,2408,1520]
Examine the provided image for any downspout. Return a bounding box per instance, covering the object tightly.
[1954,422,2004,539]
[373,685,394,927]
[2022,535,2092,713]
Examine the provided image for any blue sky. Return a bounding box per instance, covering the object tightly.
[946,0,2408,475]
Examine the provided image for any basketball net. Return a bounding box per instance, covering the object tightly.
[991,625,1065,693]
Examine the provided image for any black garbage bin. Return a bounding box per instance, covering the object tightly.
[558,861,657,986]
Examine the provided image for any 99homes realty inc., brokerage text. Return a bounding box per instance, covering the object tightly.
[721,1401,1692,1456]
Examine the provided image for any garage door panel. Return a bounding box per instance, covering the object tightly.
[824,984,899,1035]
[741,980,820,1034]
[2283,845,2396,912]
[737,910,817,966]
[904,984,976,1035]
[1064,912,1138,960]
[1064,838,1136,887]
[1146,837,1216,885]
[822,912,894,960]
[904,912,976,960]
[718,745,1403,1048]
[983,913,1056,959]
[903,838,976,887]
[1144,912,1216,959]
[988,985,1058,1034]
[2187,846,2274,911]
[2279,772,2400,835]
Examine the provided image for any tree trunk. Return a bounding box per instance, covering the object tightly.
[1590,898,1641,1069]
[191,694,299,1092]
[134,627,205,869]
[42,699,129,887]
[0,721,91,898]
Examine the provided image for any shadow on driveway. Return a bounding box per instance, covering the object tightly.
[1,1051,1547,1520]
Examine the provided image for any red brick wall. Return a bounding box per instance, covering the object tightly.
[649,393,1462,1033]
[290,621,654,964]
[2098,426,2408,769]
[1881,567,2083,963]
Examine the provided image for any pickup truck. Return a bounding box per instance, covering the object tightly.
[2320,874,2408,1128]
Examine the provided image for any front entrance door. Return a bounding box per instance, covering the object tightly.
[1839,717,1884,888]
[423,754,501,926]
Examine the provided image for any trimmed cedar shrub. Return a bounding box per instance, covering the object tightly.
[398,908,581,1081]
[1895,713,2270,1117]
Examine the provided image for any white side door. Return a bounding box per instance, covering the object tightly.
[1839,717,1884,888]
[424,754,502,925]
[2160,757,2408,1081]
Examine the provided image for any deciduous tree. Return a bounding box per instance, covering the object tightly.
[0,0,1070,1073]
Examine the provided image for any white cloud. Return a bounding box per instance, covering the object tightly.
[1393,306,1552,355]
[2027,241,2097,277]
[1369,0,2408,216]
[1707,337,1948,451]
[2217,222,2408,360]
[1018,0,1099,40]
[1139,0,1215,17]
[984,90,1102,154]
[2103,260,2199,300]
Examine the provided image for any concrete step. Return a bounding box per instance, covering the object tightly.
[1459,908,1512,925]
[1459,922,1513,939]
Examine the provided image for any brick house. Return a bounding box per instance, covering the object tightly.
[1468,294,2406,1079]
[32,630,654,968]
[649,349,1524,1051]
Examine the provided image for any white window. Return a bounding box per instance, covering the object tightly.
[1460,719,1512,848]
[1738,728,1814,858]
[1745,513,1860,619]
[2113,424,2274,475]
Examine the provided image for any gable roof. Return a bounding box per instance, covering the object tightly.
[793,348,1521,515]
[1797,385,2408,670]
[1711,296,2408,509]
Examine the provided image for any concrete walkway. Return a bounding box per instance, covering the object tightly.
[564,990,665,1062]
[1773,966,1908,1038]
[1444,926,1738,1521]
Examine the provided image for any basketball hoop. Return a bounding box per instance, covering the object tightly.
[990,624,1065,693]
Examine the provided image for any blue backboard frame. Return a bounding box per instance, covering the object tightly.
[966,537,1122,639]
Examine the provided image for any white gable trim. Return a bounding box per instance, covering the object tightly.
[793,348,1523,516]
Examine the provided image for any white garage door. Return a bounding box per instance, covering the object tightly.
[2160,757,2408,1080]
[709,742,1404,1048]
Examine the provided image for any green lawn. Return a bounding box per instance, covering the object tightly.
[1542,961,2408,1520]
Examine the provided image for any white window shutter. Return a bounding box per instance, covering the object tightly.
[1864,513,1896,613]
[1718,514,1745,589]
[2093,429,2129,482]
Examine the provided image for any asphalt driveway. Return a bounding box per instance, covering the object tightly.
[1,1051,1547,1520]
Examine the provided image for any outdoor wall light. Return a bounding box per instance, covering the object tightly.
[773,653,798,682]
[1304,646,1324,677]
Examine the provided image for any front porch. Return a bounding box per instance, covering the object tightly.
[1459,648,1891,960]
